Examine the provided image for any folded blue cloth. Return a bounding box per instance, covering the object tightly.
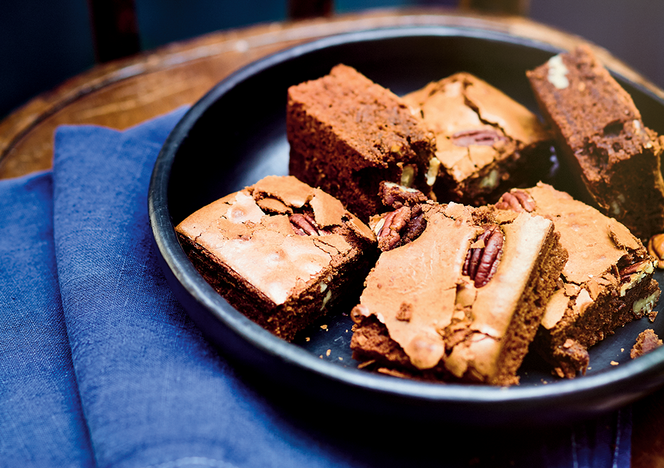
[0,109,632,467]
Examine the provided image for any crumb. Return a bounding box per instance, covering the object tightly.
[621,348,624,352]
[326,349,331,357]
[377,367,410,378]
[631,329,663,358]
[357,360,375,369]
[338,357,343,361]
[305,337,310,342]
[610,361,619,366]
[396,302,413,322]
[320,324,328,331]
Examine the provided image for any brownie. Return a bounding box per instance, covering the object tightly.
[527,45,664,240]
[175,175,377,342]
[495,183,660,378]
[631,329,663,359]
[287,64,437,221]
[350,192,567,386]
[401,72,553,206]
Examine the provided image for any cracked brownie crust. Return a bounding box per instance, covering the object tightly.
[496,183,660,378]
[350,201,567,386]
[175,175,377,342]
[402,72,553,206]
[527,46,664,240]
[287,64,437,221]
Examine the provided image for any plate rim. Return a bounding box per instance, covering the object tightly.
[149,24,664,420]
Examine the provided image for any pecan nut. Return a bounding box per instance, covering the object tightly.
[451,129,508,147]
[463,224,504,288]
[495,190,535,213]
[618,259,651,281]
[379,181,428,209]
[648,233,664,269]
[290,213,324,236]
[376,204,426,251]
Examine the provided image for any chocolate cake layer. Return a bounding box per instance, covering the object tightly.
[351,201,567,386]
[287,64,437,221]
[176,175,376,341]
[527,46,664,240]
[496,183,660,377]
[403,72,553,206]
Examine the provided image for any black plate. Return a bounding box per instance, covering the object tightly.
[149,25,664,426]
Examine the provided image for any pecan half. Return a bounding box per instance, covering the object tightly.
[451,129,508,147]
[290,213,324,236]
[379,181,428,209]
[619,259,651,282]
[648,233,664,269]
[495,190,536,213]
[376,204,426,251]
[463,224,504,288]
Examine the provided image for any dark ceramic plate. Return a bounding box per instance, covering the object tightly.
[149,25,664,426]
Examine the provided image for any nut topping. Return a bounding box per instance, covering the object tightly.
[495,190,536,213]
[619,259,651,282]
[376,204,426,251]
[648,233,664,269]
[289,213,325,236]
[379,181,428,209]
[463,224,504,288]
[451,129,508,147]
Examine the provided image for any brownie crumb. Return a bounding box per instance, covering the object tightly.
[396,303,412,322]
[631,329,663,358]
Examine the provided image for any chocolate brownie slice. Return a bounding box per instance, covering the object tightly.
[287,64,437,221]
[350,191,567,386]
[402,72,553,206]
[527,45,664,240]
[496,183,660,378]
[175,175,376,342]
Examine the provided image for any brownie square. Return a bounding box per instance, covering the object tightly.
[175,175,377,342]
[402,72,553,206]
[350,196,567,386]
[496,183,660,377]
[527,45,664,240]
[287,64,437,221]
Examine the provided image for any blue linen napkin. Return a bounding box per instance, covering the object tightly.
[0,172,94,467]
[0,108,632,467]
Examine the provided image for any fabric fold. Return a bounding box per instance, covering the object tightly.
[0,172,94,467]
[0,108,632,467]
[51,111,357,468]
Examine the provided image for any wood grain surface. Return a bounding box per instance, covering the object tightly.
[1,8,663,465]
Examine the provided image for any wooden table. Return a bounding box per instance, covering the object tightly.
[2,8,663,465]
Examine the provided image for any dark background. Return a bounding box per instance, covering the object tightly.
[2,0,663,120]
